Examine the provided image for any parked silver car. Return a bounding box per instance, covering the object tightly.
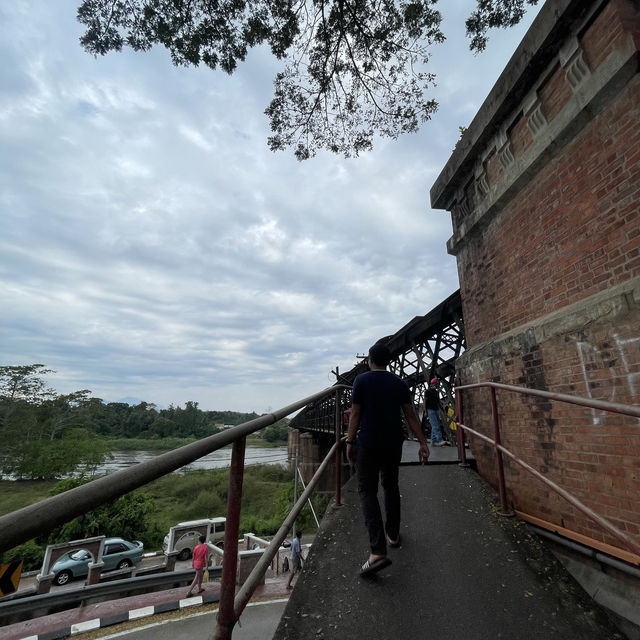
[51,537,144,585]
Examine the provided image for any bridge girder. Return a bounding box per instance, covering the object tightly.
[291,290,465,434]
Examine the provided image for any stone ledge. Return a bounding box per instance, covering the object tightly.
[446,45,640,256]
[457,276,640,366]
[431,0,595,211]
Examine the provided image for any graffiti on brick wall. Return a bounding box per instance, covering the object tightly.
[576,333,640,425]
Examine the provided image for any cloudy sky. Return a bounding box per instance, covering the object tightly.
[1,1,540,413]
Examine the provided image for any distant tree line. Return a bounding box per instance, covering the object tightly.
[0,364,290,479]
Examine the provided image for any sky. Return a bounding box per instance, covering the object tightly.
[0,1,541,413]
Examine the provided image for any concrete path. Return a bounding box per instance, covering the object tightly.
[273,464,624,639]
[2,446,626,640]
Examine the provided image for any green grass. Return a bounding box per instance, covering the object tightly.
[104,437,197,451]
[0,463,323,558]
[245,437,288,448]
[142,465,295,544]
[0,479,57,515]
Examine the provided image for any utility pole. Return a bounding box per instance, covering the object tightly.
[292,446,298,539]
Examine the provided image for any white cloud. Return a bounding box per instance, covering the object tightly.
[179,124,215,153]
[0,0,541,412]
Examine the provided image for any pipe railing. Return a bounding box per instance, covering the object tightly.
[454,380,640,557]
[215,439,340,640]
[0,383,351,640]
[0,384,350,556]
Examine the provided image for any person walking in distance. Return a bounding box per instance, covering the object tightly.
[425,377,448,446]
[286,530,303,589]
[346,342,430,577]
[185,535,209,597]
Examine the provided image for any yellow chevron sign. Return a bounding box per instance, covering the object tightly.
[0,560,22,596]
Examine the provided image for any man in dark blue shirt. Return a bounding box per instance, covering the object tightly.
[346,342,429,576]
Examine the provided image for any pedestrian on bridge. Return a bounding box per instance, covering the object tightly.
[425,377,448,446]
[346,342,430,577]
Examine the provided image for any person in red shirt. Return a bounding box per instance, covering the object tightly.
[185,535,210,597]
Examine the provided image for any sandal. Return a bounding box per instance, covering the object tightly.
[360,556,392,576]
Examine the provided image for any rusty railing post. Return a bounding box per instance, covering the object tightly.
[490,387,513,516]
[215,436,247,640]
[455,378,468,467]
[334,387,342,507]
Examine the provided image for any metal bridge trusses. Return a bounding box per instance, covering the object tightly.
[291,290,465,434]
[385,289,465,412]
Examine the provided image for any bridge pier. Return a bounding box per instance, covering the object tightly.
[288,429,351,494]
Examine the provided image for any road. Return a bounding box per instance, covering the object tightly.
[92,599,288,640]
[17,535,312,594]
[16,554,192,594]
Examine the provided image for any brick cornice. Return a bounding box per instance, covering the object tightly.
[430,0,603,213]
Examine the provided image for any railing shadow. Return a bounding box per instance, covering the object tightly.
[454,380,640,558]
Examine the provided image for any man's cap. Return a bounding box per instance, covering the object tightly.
[430,377,438,384]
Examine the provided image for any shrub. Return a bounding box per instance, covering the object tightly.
[1,539,44,572]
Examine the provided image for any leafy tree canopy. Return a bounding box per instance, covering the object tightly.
[0,364,55,404]
[77,0,539,159]
[0,365,108,478]
[47,475,156,546]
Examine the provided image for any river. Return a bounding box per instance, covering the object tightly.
[94,444,289,475]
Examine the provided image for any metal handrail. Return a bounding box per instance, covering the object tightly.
[229,440,339,633]
[0,384,350,555]
[457,381,640,418]
[214,389,348,639]
[0,382,351,639]
[454,380,640,557]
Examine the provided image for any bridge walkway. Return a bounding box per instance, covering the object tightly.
[273,443,624,640]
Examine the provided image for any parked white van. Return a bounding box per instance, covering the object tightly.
[162,517,226,560]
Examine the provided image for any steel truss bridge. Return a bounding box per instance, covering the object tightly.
[290,289,465,436]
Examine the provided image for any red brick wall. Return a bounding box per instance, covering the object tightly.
[508,112,531,161]
[459,74,640,346]
[538,64,571,123]
[460,314,640,547]
[454,0,640,550]
[582,0,634,70]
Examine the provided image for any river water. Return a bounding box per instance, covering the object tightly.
[94,444,289,475]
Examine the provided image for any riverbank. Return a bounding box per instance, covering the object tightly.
[105,436,287,451]
[95,443,287,475]
[0,458,292,538]
[0,437,287,481]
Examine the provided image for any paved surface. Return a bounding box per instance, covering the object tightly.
[102,599,289,640]
[1,577,290,639]
[274,462,625,639]
[400,437,461,464]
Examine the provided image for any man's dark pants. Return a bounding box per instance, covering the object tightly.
[356,439,403,556]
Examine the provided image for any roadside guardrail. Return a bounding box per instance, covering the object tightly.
[0,566,222,626]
